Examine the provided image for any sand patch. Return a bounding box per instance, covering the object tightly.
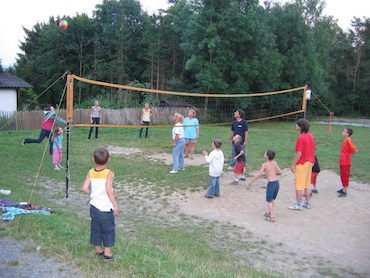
[169,169,370,277]
[106,146,142,155]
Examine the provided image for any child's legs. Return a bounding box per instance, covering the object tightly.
[207,176,217,196]
[90,206,115,256]
[59,149,63,164]
[52,149,59,165]
[267,201,274,217]
[214,177,220,195]
[340,165,351,191]
[295,162,312,204]
[90,206,103,247]
[57,149,63,165]
[100,210,115,255]
[311,172,318,188]
[234,162,244,180]
[266,181,279,217]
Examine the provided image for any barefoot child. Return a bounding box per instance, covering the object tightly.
[82,147,119,261]
[249,150,282,222]
[51,127,63,170]
[230,134,246,185]
[337,128,358,197]
[203,139,224,198]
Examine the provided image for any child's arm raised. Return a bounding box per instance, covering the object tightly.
[106,171,119,216]
[248,163,265,186]
[276,162,282,175]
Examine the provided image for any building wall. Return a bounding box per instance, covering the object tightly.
[0,89,17,112]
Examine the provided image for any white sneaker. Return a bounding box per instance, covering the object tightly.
[169,170,178,174]
[58,164,64,169]
[288,204,303,211]
[302,202,311,209]
[54,166,61,171]
[0,189,11,195]
[227,166,234,170]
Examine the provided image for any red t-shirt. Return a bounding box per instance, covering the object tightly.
[41,118,54,131]
[339,137,357,166]
[295,132,316,165]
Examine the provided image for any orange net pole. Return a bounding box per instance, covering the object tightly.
[328,112,334,133]
[66,74,74,123]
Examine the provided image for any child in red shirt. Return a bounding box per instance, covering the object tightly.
[337,128,358,197]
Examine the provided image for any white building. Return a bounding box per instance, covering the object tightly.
[0,73,32,116]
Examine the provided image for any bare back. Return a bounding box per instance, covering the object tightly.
[262,160,281,182]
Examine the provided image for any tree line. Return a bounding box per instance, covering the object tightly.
[2,0,370,116]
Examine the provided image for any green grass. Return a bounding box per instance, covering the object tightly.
[0,122,369,277]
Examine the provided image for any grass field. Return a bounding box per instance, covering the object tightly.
[0,122,369,277]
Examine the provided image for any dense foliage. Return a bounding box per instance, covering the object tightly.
[4,0,370,116]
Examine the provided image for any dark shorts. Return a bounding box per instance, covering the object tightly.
[90,205,115,247]
[266,180,280,202]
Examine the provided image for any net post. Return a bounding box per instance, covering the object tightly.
[328,112,334,133]
[65,74,74,198]
[66,75,74,122]
[303,85,308,119]
[65,122,70,198]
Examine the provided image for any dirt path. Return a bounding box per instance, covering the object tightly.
[0,237,82,277]
[173,165,370,276]
[146,151,370,277]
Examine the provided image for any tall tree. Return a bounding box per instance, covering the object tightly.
[350,17,370,115]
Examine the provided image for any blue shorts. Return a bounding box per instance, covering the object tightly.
[90,205,115,247]
[266,180,280,202]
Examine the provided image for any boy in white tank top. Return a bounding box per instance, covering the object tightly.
[82,147,119,260]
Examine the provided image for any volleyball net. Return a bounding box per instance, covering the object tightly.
[66,74,307,127]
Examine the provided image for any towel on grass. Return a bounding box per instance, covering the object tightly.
[1,207,50,221]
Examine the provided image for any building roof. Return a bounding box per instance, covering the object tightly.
[0,73,33,89]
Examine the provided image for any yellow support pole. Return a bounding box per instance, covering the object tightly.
[66,74,74,123]
[302,85,308,119]
[65,74,74,198]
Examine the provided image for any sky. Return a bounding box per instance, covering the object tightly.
[0,0,369,67]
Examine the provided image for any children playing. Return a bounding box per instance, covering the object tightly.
[202,139,224,198]
[249,150,282,222]
[51,127,63,170]
[81,147,119,261]
[22,105,67,155]
[338,128,358,197]
[230,134,246,185]
[289,119,316,210]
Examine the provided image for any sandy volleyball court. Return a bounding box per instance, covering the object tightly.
[142,150,370,277]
